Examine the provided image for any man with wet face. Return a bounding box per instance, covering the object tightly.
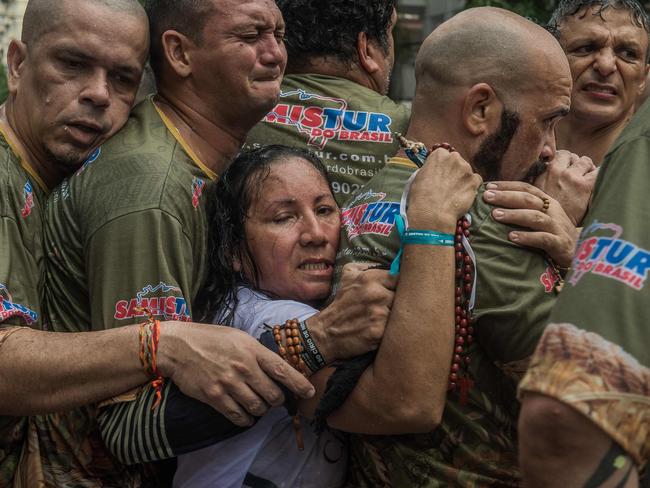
[41,0,395,484]
[333,7,596,485]
[551,0,650,164]
[244,0,409,205]
[0,0,152,484]
[1,2,328,484]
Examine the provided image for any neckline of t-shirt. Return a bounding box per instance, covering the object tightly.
[389,156,418,169]
[151,98,218,182]
[0,123,49,194]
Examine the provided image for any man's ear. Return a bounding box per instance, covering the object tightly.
[7,40,28,94]
[161,30,194,78]
[356,31,382,75]
[461,83,502,136]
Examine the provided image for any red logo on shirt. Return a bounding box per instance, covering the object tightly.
[570,222,649,290]
[192,177,205,210]
[21,182,34,218]
[0,283,38,324]
[539,264,560,293]
[114,282,191,321]
[263,89,395,150]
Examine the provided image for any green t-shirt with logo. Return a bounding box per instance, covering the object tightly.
[244,74,410,205]
[0,134,46,329]
[0,133,47,486]
[336,157,559,487]
[548,100,650,366]
[516,100,650,468]
[35,98,216,487]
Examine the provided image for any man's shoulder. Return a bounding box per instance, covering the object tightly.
[72,99,174,179]
[595,113,650,215]
[247,74,409,144]
[608,100,650,155]
[0,139,35,221]
[335,158,415,269]
[0,135,23,186]
[49,99,205,238]
[282,73,408,115]
[340,157,416,209]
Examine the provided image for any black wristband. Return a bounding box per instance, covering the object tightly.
[298,319,327,372]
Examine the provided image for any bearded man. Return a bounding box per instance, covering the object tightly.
[325,7,597,486]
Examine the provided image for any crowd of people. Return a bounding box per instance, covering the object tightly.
[0,0,648,486]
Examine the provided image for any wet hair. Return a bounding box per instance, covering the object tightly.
[277,0,395,70]
[144,0,215,79]
[548,0,650,61]
[196,145,331,323]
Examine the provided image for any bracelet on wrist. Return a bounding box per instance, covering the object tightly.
[390,215,455,275]
[298,320,327,372]
[137,307,165,410]
[272,319,308,451]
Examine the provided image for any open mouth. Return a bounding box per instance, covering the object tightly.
[299,262,332,271]
[65,121,104,147]
[582,83,617,97]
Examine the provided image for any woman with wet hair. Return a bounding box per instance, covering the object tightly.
[176,145,348,487]
[174,142,478,487]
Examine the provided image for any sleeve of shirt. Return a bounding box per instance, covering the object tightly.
[98,381,249,464]
[333,216,399,294]
[0,216,40,328]
[470,199,558,369]
[85,208,194,330]
[88,207,207,464]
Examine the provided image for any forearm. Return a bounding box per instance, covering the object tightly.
[329,245,455,434]
[0,326,148,414]
[99,382,247,464]
[519,393,639,488]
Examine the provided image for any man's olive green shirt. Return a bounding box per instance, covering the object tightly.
[336,157,559,487]
[245,74,410,205]
[37,98,216,487]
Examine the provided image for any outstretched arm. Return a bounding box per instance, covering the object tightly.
[0,321,314,417]
[0,325,145,414]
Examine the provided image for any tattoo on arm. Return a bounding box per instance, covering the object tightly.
[583,441,634,488]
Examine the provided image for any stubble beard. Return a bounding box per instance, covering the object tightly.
[471,108,520,182]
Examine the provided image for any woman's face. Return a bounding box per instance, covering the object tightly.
[242,157,341,303]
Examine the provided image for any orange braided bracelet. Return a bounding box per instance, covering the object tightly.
[138,308,165,410]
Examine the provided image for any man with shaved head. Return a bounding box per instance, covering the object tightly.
[326,7,597,486]
[0,0,150,484]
